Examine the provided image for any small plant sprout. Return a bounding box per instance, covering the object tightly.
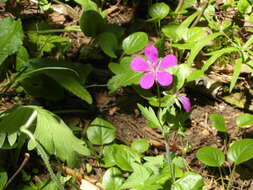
[130,45,177,89]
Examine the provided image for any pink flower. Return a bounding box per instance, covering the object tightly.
[130,45,177,89]
[179,96,191,112]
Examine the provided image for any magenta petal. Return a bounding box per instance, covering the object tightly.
[140,72,155,89]
[156,71,173,86]
[159,54,177,69]
[131,57,150,72]
[144,45,158,64]
[179,96,191,112]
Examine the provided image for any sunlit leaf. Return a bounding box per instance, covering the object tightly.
[229,58,242,92]
[236,113,253,128]
[147,2,170,22]
[102,168,124,190]
[122,32,148,54]
[209,113,227,133]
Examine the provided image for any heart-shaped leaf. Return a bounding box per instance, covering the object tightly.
[196,146,225,167]
[227,139,253,165]
[122,32,148,55]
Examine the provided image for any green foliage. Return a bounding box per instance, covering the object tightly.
[147,2,170,22]
[122,32,148,55]
[0,170,7,190]
[171,172,203,190]
[227,139,253,165]
[102,167,124,190]
[0,17,24,65]
[209,113,227,133]
[131,139,150,153]
[107,57,142,93]
[196,146,225,167]
[236,113,253,127]
[87,117,116,145]
[97,32,118,58]
[229,58,242,92]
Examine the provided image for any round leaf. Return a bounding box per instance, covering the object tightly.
[87,118,116,145]
[196,146,225,167]
[227,139,253,165]
[209,113,227,133]
[236,113,253,128]
[148,2,170,22]
[98,32,118,58]
[80,10,105,37]
[131,139,150,153]
[122,32,148,55]
[102,167,124,190]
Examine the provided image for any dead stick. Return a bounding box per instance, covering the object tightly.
[4,153,30,189]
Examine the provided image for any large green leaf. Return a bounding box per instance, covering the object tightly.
[0,17,24,65]
[196,146,225,167]
[131,139,150,153]
[122,32,148,55]
[0,170,7,190]
[30,106,90,167]
[107,57,142,93]
[87,117,116,145]
[209,113,227,133]
[147,2,170,22]
[236,113,253,128]
[98,32,118,58]
[80,10,105,37]
[171,172,203,190]
[227,139,253,165]
[102,168,124,190]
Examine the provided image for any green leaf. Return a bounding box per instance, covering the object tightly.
[0,170,7,190]
[98,32,118,58]
[187,32,221,66]
[80,10,105,37]
[229,58,242,93]
[0,17,24,65]
[162,24,181,42]
[137,104,162,129]
[74,0,97,10]
[102,144,117,167]
[102,168,124,190]
[238,0,252,14]
[236,113,253,128]
[147,2,170,22]
[107,57,142,93]
[171,172,203,190]
[196,146,225,167]
[31,106,90,167]
[186,70,204,82]
[131,139,150,153]
[46,70,92,104]
[16,46,30,71]
[121,163,151,189]
[0,133,6,148]
[87,117,116,145]
[122,32,148,55]
[209,113,227,133]
[114,145,141,171]
[186,27,207,42]
[202,47,239,71]
[243,35,253,49]
[227,139,253,165]
[7,132,17,146]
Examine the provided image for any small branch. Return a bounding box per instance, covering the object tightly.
[4,153,30,189]
[191,1,208,28]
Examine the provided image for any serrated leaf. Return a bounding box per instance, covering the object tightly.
[0,17,24,65]
[187,32,221,66]
[171,172,203,190]
[202,47,239,71]
[102,167,124,190]
[229,58,242,92]
[114,145,141,171]
[31,106,90,167]
[209,113,227,133]
[87,117,116,145]
[98,32,118,58]
[227,139,253,165]
[137,104,162,129]
[147,2,170,22]
[236,113,253,128]
[107,57,142,92]
[196,146,225,167]
[122,32,148,55]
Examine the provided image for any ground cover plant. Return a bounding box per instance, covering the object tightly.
[1,0,253,189]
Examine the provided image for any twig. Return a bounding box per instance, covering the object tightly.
[4,153,30,189]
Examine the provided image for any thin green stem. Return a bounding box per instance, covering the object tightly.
[227,164,236,190]
[219,167,225,190]
[175,0,184,13]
